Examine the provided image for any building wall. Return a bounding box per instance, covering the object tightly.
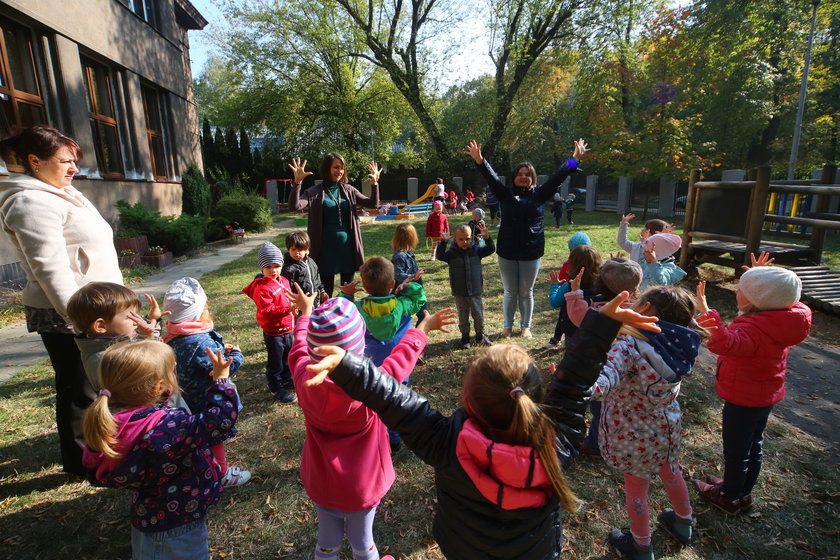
[0,0,204,271]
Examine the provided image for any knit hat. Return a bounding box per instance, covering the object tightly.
[600,258,643,295]
[472,207,485,220]
[258,242,284,270]
[307,297,366,361]
[164,277,207,323]
[433,200,443,210]
[554,193,562,202]
[738,267,801,311]
[567,232,591,250]
[643,232,682,259]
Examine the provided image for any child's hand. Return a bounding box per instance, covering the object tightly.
[464,140,483,164]
[288,157,313,183]
[395,278,411,294]
[695,281,710,314]
[413,268,425,281]
[206,347,233,380]
[304,345,347,386]
[440,230,451,241]
[570,267,584,292]
[417,307,455,335]
[320,292,329,304]
[620,213,636,225]
[224,343,240,353]
[339,280,363,295]
[742,251,774,270]
[696,312,719,332]
[284,282,318,316]
[549,363,557,375]
[548,269,563,284]
[143,294,169,321]
[609,251,625,259]
[477,222,490,239]
[663,222,676,234]
[129,311,156,339]
[643,242,657,263]
[600,291,661,332]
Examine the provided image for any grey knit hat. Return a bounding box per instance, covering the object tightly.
[472,207,485,220]
[600,258,643,295]
[258,242,284,270]
[739,267,801,311]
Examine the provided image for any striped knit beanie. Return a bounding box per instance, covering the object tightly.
[307,297,366,361]
[258,242,284,270]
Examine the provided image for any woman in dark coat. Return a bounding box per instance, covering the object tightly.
[288,154,381,296]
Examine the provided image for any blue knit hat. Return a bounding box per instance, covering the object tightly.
[567,232,591,250]
[258,242,284,270]
[307,297,366,361]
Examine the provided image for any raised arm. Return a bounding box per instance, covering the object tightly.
[287,157,313,212]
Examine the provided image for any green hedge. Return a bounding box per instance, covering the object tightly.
[213,194,271,232]
[181,164,211,217]
[115,200,206,256]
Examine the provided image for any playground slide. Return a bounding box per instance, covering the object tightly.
[398,184,437,214]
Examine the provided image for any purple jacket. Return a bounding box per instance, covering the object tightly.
[82,380,240,532]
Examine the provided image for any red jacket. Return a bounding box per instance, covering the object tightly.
[705,302,811,407]
[426,212,449,238]
[242,275,294,334]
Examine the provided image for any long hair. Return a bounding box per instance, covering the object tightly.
[82,340,179,459]
[319,152,347,183]
[568,245,603,288]
[463,345,578,511]
[392,223,418,251]
[0,125,82,173]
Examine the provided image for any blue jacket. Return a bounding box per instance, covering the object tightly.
[167,330,244,416]
[391,250,422,287]
[639,258,687,291]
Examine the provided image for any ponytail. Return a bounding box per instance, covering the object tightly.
[83,391,120,458]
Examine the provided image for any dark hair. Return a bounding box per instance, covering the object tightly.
[568,245,603,287]
[359,256,395,296]
[644,219,668,234]
[636,285,698,329]
[285,231,311,250]
[436,177,444,184]
[0,125,82,173]
[319,152,346,183]
[512,162,537,188]
[67,282,141,333]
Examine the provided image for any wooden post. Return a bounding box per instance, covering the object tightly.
[679,168,701,271]
[743,166,770,271]
[810,163,838,260]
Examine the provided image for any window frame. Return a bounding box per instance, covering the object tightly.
[140,84,170,181]
[81,56,125,178]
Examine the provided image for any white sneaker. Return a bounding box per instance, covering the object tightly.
[222,466,251,488]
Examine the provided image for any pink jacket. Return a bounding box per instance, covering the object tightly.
[705,302,811,407]
[289,315,426,511]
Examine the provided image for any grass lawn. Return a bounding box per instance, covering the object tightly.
[0,211,838,559]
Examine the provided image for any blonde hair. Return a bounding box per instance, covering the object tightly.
[392,223,418,251]
[83,340,179,458]
[463,345,578,511]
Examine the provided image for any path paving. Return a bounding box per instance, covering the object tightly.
[0,219,296,385]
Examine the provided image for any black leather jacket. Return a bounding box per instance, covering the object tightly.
[330,311,621,559]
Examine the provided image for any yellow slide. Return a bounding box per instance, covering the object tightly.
[398,184,438,214]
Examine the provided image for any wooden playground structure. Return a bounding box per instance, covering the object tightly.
[678,164,840,313]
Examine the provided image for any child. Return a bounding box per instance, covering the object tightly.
[339,256,426,367]
[448,190,458,215]
[464,187,475,210]
[544,235,600,349]
[282,231,328,304]
[564,192,576,224]
[82,340,239,560]
[242,242,297,404]
[391,223,428,324]
[164,277,250,487]
[467,207,486,245]
[425,200,449,261]
[285,289,451,560]
[694,260,811,515]
[303,292,661,559]
[638,232,686,291]
[616,213,671,263]
[433,177,446,203]
[551,193,565,228]
[436,223,495,349]
[594,286,704,559]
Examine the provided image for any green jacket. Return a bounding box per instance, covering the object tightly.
[341,282,426,341]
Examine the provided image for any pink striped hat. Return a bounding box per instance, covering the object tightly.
[306,297,366,361]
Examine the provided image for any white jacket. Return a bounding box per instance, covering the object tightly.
[0,173,122,321]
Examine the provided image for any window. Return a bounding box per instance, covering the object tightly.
[0,19,48,169]
[141,85,170,180]
[82,57,124,177]
[129,0,159,28]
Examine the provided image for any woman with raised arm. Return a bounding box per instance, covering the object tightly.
[465,139,588,338]
[288,154,381,296]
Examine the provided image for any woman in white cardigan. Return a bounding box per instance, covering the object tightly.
[0,126,122,476]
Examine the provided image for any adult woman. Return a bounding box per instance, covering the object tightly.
[465,139,588,338]
[0,126,122,475]
[288,154,381,296]
[432,177,446,204]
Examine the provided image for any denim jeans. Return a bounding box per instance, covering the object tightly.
[264,332,293,394]
[131,519,209,560]
[497,256,542,329]
[721,401,773,499]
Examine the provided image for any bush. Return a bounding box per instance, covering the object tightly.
[181,164,211,217]
[205,216,231,242]
[115,199,206,256]
[213,194,271,232]
[115,200,160,237]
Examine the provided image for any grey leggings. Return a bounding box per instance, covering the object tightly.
[315,504,380,560]
[497,255,542,329]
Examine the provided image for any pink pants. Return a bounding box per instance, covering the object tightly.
[624,464,692,545]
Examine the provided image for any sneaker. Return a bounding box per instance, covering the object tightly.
[475,334,494,346]
[273,390,298,404]
[658,509,693,545]
[580,440,602,457]
[705,475,753,511]
[543,338,559,349]
[694,480,740,515]
[381,556,394,560]
[459,337,471,350]
[221,466,251,488]
[282,380,296,393]
[520,328,533,338]
[500,328,512,339]
[608,529,654,560]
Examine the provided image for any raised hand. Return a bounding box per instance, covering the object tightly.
[695,280,710,314]
[620,213,636,225]
[742,251,774,270]
[288,157,313,184]
[368,161,382,185]
[476,222,490,239]
[600,291,661,332]
[570,267,585,292]
[609,251,625,259]
[549,269,563,284]
[464,140,483,164]
[696,313,719,332]
[144,293,169,321]
[573,138,589,160]
[304,345,346,387]
[129,310,156,339]
[440,230,451,241]
[663,223,676,234]
[339,280,364,296]
[643,242,657,263]
[205,347,233,380]
[417,307,456,335]
[284,282,318,316]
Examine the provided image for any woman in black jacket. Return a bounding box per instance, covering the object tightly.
[465,139,588,338]
[305,292,660,559]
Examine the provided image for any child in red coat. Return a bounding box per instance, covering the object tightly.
[425,200,449,261]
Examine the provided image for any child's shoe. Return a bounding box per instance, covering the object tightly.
[608,529,654,560]
[475,334,493,346]
[282,380,296,393]
[459,336,471,350]
[694,480,740,515]
[705,475,752,511]
[222,466,251,488]
[657,509,693,545]
[273,389,298,404]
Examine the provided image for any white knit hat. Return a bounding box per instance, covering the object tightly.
[738,267,801,311]
[164,277,207,323]
[642,232,682,259]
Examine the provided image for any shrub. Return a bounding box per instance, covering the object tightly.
[181,164,211,217]
[205,216,231,242]
[115,200,160,237]
[116,199,206,256]
[213,194,271,232]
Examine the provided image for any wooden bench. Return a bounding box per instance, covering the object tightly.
[790,266,840,314]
